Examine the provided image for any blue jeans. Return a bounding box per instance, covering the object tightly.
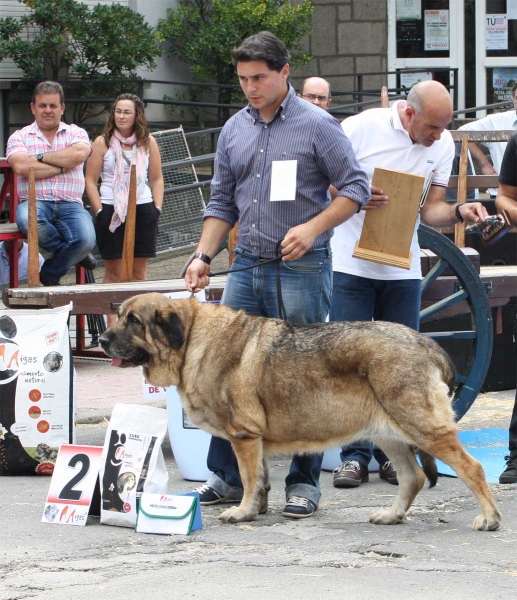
[206,244,332,506]
[17,200,96,284]
[329,272,421,467]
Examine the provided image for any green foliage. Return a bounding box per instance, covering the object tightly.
[0,0,162,123]
[156,0,313,124]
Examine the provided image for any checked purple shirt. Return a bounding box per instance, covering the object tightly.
[205,84,370,258]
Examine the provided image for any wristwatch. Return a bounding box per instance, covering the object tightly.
[36,153,44,163]
[193,252,211,265]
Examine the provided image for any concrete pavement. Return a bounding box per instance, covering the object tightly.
[1,353,516,599]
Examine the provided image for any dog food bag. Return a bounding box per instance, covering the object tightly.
[0,304,74,476]
[99,403,169,528]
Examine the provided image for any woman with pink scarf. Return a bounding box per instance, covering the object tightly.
[86,93,164,325]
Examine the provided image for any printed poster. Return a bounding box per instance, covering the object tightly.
[486,15,508,50]
[508,1,517,20]
[493,68,517,102]
[396,0,421,20]
[425,10,449,51]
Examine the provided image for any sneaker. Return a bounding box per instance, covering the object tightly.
[193,483,243,505]
[78,253,97,271]
[332,460,369,488]
[282,496,317,519]
[499,453,517,484]
[379,461,399,485]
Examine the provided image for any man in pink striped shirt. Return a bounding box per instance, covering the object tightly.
[6,81,96,286]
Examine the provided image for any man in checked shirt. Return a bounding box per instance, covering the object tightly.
[7,81,97,286]
[185,31,370,520]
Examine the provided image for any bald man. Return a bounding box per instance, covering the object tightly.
[329,80,489,489]
[297,77,332,111]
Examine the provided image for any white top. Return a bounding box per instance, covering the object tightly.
[332,101,455,280]
[459,109,517,196]
[99,148,152,205]
[0,241,44,285]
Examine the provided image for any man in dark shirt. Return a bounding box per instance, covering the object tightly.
[495,132,517,484]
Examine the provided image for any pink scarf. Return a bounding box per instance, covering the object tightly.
[109,131,148,232]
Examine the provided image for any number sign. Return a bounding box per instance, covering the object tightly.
[42,445,103,526]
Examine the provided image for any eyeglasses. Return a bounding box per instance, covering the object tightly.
[301,94,330,103]
[114,109,135,116]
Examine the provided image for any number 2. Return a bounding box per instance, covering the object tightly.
[58,453,90,501]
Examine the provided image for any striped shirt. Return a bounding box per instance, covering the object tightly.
[6,121,91,205]
[205,84,370,257]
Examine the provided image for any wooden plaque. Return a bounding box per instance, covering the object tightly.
[352,167,425,269]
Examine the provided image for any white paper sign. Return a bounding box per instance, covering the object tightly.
[396,0,421,20]
[270,160,297,201]
[400,71,432,90]
[42,444,103,526]
[424,10,449,51]
[508,1,517,20]
[486,15,508,50]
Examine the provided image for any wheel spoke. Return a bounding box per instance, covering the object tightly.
[420,289,469,321]
[421,258,450,292]
[423,330,476,340]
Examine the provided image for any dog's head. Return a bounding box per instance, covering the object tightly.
[99,293,195,387]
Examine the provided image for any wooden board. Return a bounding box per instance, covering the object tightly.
[353,167,425,269]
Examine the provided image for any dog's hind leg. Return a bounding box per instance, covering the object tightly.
[259,455,271,515]
[369,440,426,526]
[218,436,265,523]
[421,432,501,531]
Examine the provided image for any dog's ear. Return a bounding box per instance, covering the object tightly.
[154,309,184,349]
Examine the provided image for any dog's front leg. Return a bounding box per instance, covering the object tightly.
[218,436,264,523]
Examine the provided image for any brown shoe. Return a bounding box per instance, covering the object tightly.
[333,460,369,488]
[379,461,399,485]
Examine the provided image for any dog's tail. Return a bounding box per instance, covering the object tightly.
[418,449,438,488]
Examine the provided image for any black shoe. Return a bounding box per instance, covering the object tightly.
[333,460,369,488]
[379,461,399,485]
[499,453,517,484]
[282,496,317,519]
[193,483,243,505]
[39,273,61,287]
[78,253,97,271]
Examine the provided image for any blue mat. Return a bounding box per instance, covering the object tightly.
[434,428,509,483]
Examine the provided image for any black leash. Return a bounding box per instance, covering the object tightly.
[181,242,287,321]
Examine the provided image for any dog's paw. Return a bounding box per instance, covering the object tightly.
[472,513,501,531]
[369,508,405,525]
[218,506,258,523]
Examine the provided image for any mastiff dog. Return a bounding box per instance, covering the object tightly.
[100,293,501,531]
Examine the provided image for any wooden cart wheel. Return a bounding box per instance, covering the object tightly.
[418,224,493,421]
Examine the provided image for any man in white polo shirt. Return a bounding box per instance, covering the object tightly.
[458,83,517,199]
[329,80,489,489]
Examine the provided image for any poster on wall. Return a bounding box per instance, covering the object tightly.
[396,0,421,20]
[424,10,449,51]
[492,68,517,102]
[486,15,508,50]
[508,1,517,21]
[400,71,432,90]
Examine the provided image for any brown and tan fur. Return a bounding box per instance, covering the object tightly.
[100,293,501,531]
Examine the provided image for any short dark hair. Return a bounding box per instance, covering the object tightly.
[32,81,64,105]
[231,31,290,72]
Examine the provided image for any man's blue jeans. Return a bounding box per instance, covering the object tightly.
[17,200,96,284]
[206,244,332,506]
[329,272,421,467]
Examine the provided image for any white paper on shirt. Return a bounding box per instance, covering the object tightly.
[270,160,297,201]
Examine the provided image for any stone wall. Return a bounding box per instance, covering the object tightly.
[292,0,388,102]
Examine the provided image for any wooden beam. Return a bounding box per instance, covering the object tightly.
[454,134,468,248]
[120,165,137,282]
[27,167,40,287]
